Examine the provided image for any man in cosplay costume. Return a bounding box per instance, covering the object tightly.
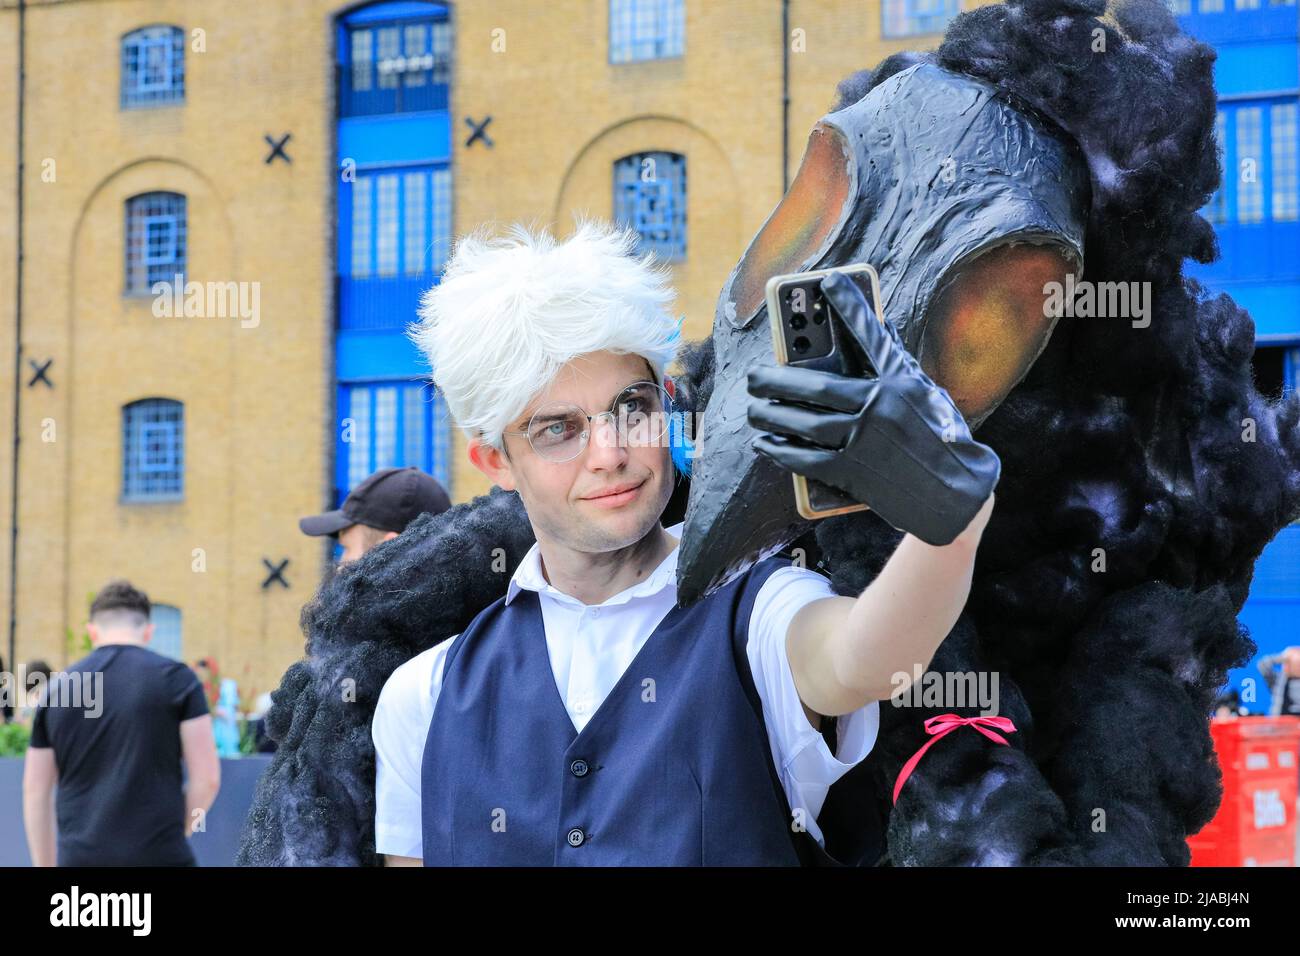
[375,220,998,866]
[238,0,1300,867]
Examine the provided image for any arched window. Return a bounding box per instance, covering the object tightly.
[122,399,185,502]
[121,25,185,109]
[613,152,687,261]
[125,192,187,296]
[150,604,183,660]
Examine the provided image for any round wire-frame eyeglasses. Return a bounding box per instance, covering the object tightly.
[501,380,676,463]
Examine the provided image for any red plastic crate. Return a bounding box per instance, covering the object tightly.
[1189,715,1299,866]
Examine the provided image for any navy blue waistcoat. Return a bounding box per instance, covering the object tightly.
[421,554,814,866]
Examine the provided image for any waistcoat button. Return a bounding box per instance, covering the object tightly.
[566,827,586,847]
[570,758,590,777]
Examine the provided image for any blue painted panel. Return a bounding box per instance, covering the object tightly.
[340,275,435,330]
[1195,222,1300,284]
[1179,4,1300,45]
[1213,40,1299,95]
[338,112,450,167]
[337,328,429,381]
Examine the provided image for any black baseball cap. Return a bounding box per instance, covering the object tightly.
[299,467,452,537]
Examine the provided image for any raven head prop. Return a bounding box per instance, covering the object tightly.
[677,62,1090,606]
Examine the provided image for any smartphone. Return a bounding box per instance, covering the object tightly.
[764,263,885,520]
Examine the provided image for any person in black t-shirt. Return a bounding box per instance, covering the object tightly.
[22,580,221,866]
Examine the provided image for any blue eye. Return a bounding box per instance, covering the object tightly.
[533,417,580,446]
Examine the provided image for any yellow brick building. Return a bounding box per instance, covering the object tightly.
[0,0,967,700]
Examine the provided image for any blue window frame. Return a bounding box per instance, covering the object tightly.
[338,164,450,330]
[609,0,684,63]
[882,0,959,38]
[336,381,451,505]
[613,152,687,262]
[1201,98,1300,225]
[1205,112,1230,224]
[1239,106,1266,223]
[121,25,185,109]
[125,192,186,296]
[339,7,451,117]
[1273,102,1299,222]
[123,399,184,502]
[150,604,183,660]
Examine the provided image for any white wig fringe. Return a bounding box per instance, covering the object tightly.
[409,217,683,451]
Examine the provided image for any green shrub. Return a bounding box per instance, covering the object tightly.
[0,721,31,757]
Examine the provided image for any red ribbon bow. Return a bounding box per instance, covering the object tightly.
[892,713,1018,805]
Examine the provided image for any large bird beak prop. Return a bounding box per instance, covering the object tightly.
[677,63,1090,606]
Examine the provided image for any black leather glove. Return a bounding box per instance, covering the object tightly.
[748,270,1001,545]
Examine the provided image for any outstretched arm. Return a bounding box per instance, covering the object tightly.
[749,271,1001,719]
[786,494,993,716]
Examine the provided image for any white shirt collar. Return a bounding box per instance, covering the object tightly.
[505,521,684,609]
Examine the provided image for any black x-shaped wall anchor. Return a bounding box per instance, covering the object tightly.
[264,133,292,165]
[464,115,493,149]
[261,558,290,589]
[27,358,53,388]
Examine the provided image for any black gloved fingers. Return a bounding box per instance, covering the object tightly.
[819,271,899,373]
[747,363,868,414]
[752,433,840,476]
[747,396,856,449]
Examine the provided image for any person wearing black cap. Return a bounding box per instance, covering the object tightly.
[300,467,452,565]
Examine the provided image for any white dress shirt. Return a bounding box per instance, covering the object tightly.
[373,520,880,858]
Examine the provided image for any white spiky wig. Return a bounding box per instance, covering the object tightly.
[409,217,684,452]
